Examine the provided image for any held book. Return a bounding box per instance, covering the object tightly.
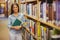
[12,19,22,26]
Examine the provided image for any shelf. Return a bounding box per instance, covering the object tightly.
[26,0,37,3]
[51,35,60,38]
[0,2,5,3]
[24,14,39,22]
[20,0,37,4]
[40,21,60,30]
[24,14,60,30]
[20,2,26,4]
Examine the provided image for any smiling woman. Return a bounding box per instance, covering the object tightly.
[8,3,25,40]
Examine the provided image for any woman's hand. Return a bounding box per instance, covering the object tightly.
[11,26,22,30]
[14,26,22,30]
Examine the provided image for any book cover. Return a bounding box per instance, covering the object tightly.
[12,19,22,26]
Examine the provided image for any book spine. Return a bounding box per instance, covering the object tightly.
[20,4,26,14]
[55,0,60,26]
[41,26,48,40]
[27,4,33,16]
[47,4,55,24]
[42,2,47,22]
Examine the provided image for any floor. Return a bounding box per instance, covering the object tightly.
[0,18,9,40]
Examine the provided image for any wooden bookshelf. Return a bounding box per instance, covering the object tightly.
[19,0,60,40]
[20,0,37,4]
[20,1,26,4]
[24,14,60,30]
[40,21,60,30]
[24,14,39,21]
[26,0,37,3]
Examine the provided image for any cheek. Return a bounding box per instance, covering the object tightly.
[13,8,18,11]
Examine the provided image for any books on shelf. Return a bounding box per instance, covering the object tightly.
[30,20,35,40]
[40,1,47,22]
[55,0,60,26]
[24,18,36,40]
[0,3,5,17]
[0,6,4,14]
[19,4,26,14]
[8,0,15,14]
[26,3,37,18]
[41,26,49,40]
[47,4,55,24]
[27,4,33,16]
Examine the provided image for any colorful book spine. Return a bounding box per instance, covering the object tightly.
[55,0,60,26]
[41,26,49,40]
[27,4,33,16]
[47,4,55,24]
[40,2,47,22]
[20,4,26,13]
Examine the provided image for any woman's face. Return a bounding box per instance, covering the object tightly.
[13,4,18,13]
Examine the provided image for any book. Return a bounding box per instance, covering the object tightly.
[12,19,22,26]
[32,4,37,18]
[47,4,55,24]
[26,4,33,16]
[55,0,60,26]
[40,1,47,22]
[26,3,37,18]
[19,4,26,14]
[41,26,49,40]
[0,7,4,14]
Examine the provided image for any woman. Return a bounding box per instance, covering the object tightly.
[8,3,25,40]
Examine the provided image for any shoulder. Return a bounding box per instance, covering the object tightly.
[8,14,13,18]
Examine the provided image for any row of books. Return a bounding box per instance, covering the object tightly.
[19,0,60,27]
[24,19,50,40]
[19,0,51,40]
[0,3,5,17]
[19,3,37,18]
[39,0,60,27]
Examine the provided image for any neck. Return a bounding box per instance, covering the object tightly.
[14,12,18,14]
[14,12,18,17]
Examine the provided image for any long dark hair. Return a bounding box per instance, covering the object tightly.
[11,3,19,14]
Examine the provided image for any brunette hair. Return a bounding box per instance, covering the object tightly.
[11,3,19,14]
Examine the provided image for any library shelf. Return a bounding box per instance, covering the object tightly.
[24,14,39,22]
[40,21,60,30]
[26,0,37,3]
[20,0,37,4]
[24,14,60,30]
[0,2,5,3]
[20,2,26,4]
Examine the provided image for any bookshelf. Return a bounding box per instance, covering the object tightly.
[17,0,60,40]
[24,14,60,30]
[0,0,8,17]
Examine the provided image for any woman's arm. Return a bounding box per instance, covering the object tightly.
[11,26,22,30]
[8,16,22,30]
